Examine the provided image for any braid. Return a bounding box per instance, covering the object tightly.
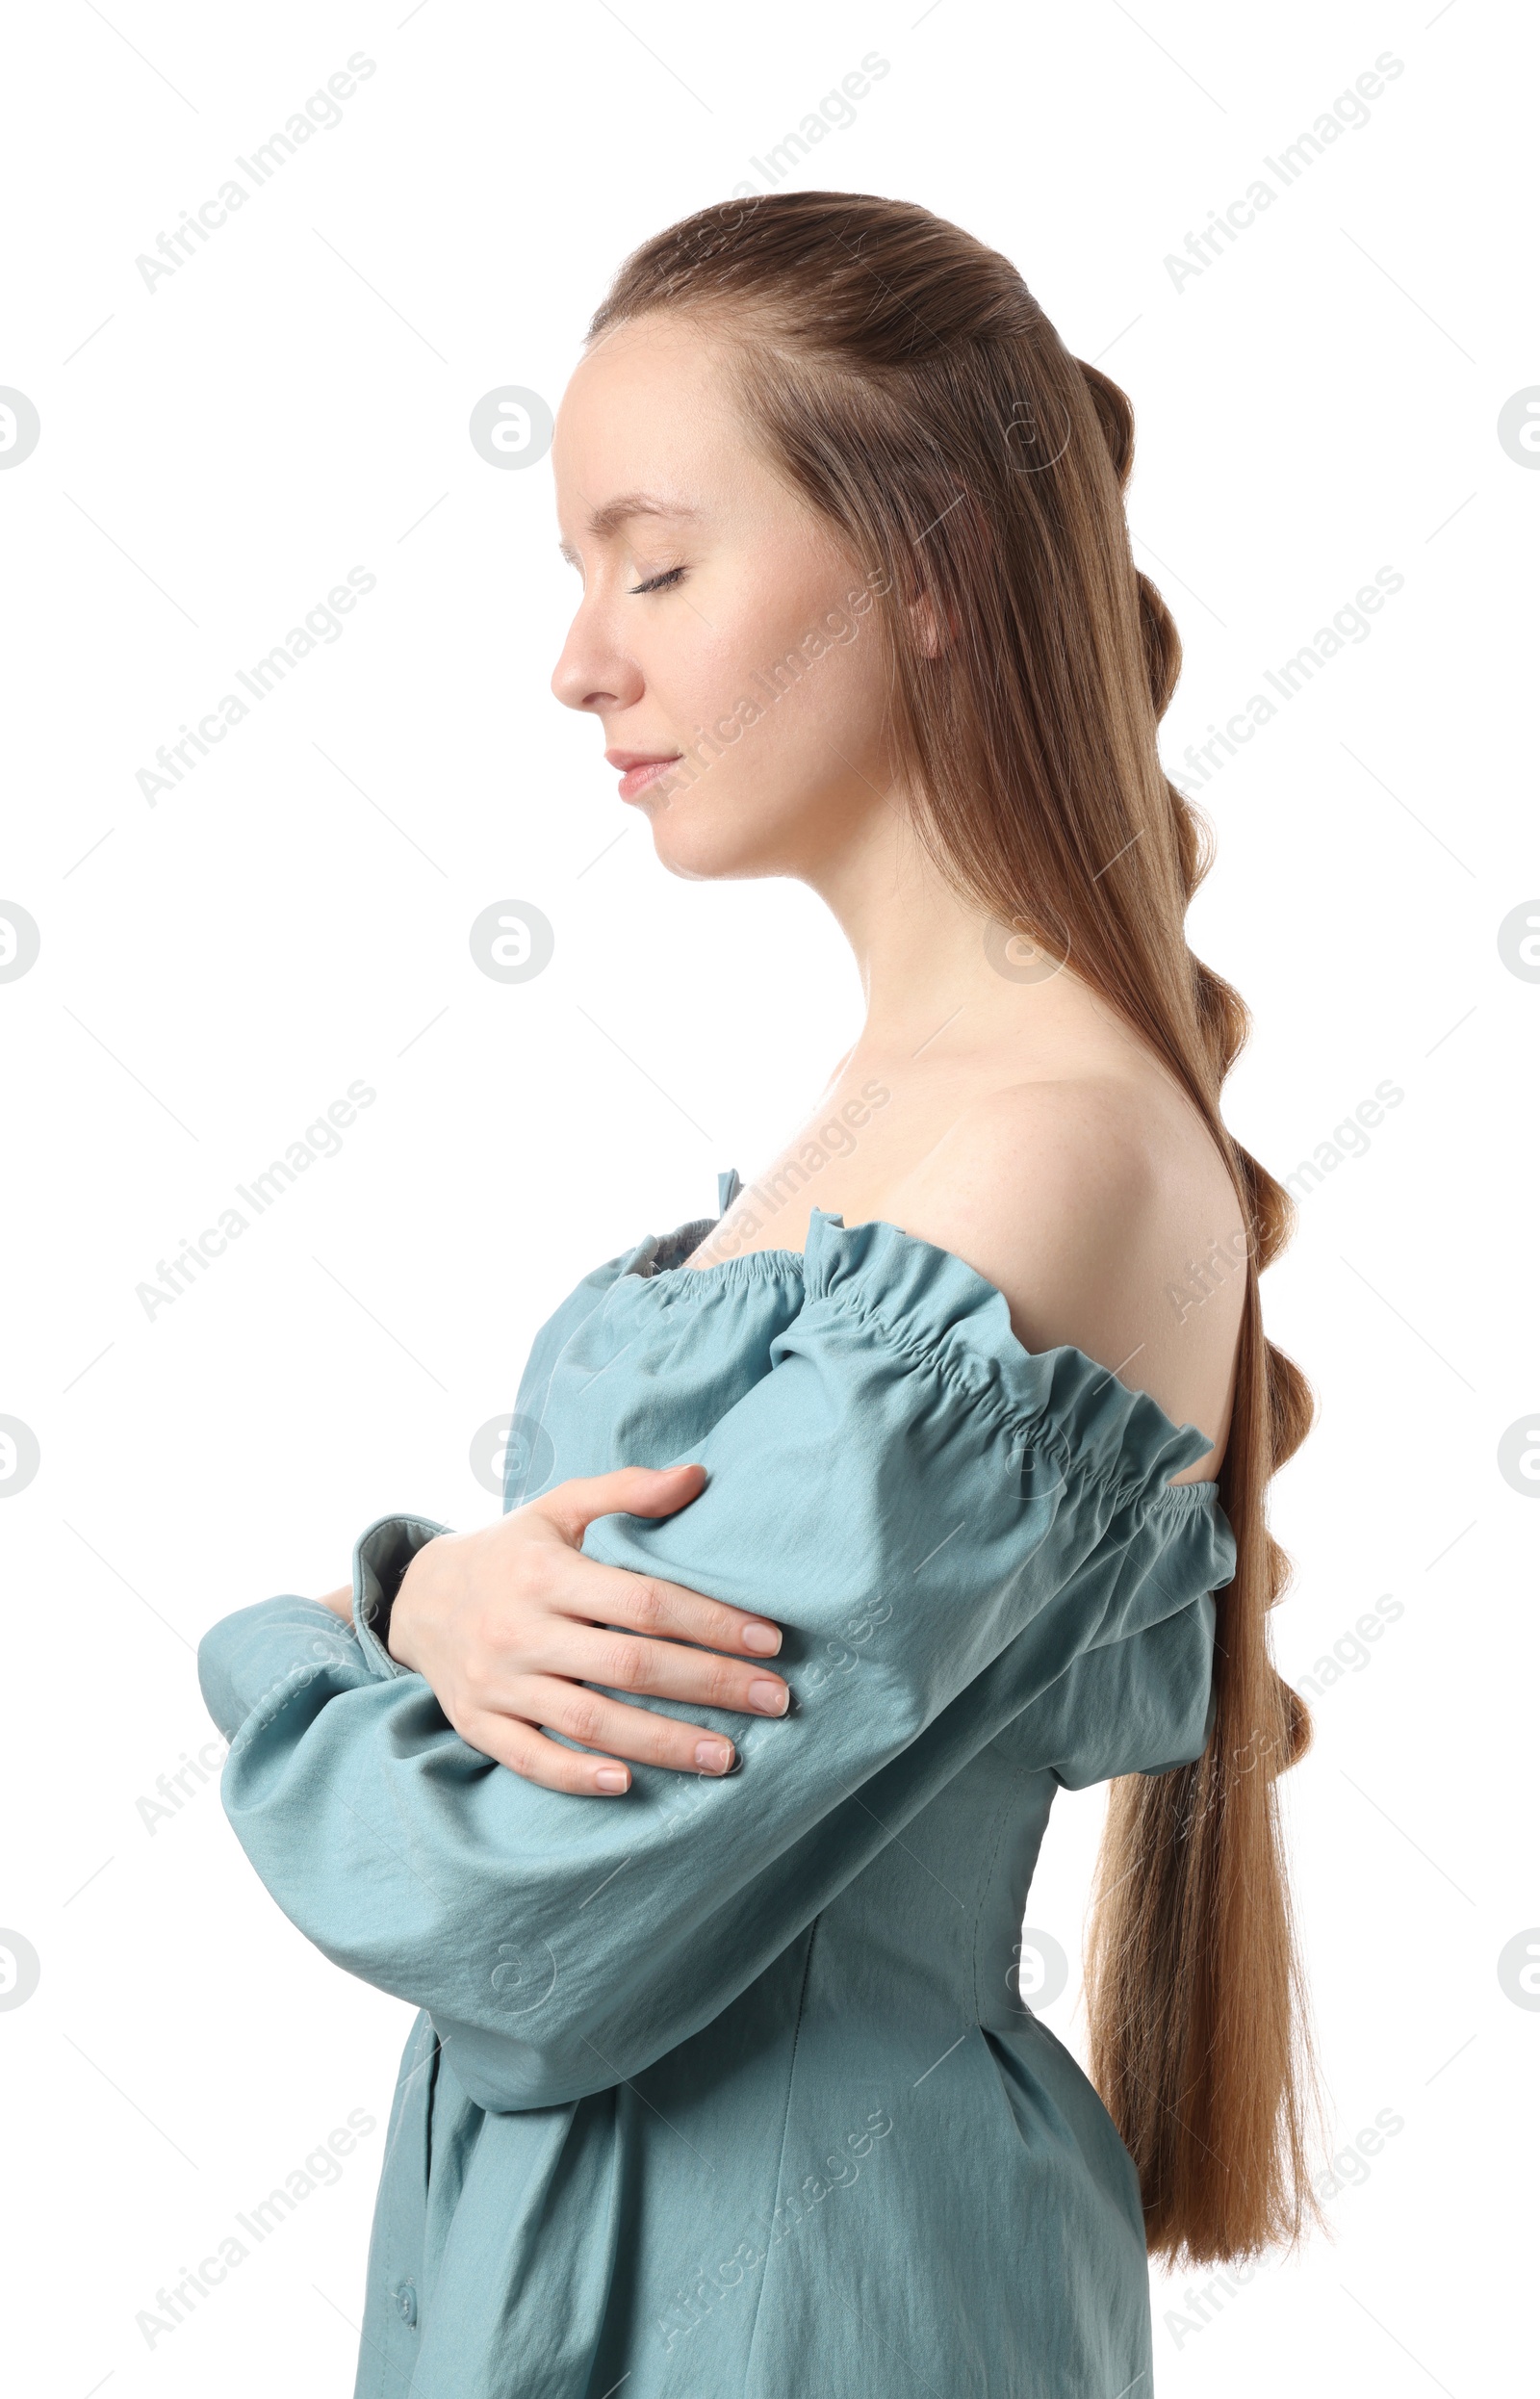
[592,192,1322,2257]
[1076,357,1244,1102]
[1079,350,1317,1773]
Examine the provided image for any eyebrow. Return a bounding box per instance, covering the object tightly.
[557,492,702,567]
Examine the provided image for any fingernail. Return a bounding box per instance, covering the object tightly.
[748,1679,789,1716]
[696,1740,733,1773]
[595,1767,629,1792]
[741,1621,781,1655]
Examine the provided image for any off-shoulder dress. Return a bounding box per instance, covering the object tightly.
[198,1174,1237,2398]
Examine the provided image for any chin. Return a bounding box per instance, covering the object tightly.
[648,829,777,885]
[641,787,795,884]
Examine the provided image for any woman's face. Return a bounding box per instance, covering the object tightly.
[551,314,899,883]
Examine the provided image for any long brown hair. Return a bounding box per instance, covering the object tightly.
[588,190,1320,2266]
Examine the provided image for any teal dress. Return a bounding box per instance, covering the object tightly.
[198,1180,1236,2397]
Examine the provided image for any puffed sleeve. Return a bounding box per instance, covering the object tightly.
[198,1216,1233,2113]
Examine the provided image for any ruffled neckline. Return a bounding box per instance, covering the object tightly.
[614,1185,1233,1528]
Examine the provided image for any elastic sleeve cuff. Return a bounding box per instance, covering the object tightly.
[350,1512,453,1681]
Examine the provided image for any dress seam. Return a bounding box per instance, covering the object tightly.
[742,1915,822,2394]
[971,1761,1029,2026]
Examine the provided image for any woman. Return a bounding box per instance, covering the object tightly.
[199,192,1318,2395]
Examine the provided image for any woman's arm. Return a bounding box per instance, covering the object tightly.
[293,1466,788,1782]
[383,1465,788,1788]
[199,1267,1217,2116]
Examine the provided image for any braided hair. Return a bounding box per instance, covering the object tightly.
[589,190,1320,2265]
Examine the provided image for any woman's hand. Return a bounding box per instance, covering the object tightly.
[381,1463,789,1795]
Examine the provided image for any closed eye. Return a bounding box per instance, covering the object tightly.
[629,565,687,596]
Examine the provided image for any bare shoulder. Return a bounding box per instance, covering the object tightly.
[887,1076,1169,1304]
[884,1075,1245,1475]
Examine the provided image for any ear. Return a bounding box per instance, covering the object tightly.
[905,487,988,656]
[909,588,954,658]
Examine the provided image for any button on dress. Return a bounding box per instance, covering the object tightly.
[198,1182,1238,2397]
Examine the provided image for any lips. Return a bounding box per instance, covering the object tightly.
[605,749,682,803]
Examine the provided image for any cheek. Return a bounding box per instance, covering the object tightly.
[633,522,895,875]
[675,597,888,788]
[646,634,889,876]
[763,625,886,781]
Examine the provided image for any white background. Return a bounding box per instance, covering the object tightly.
[1,0,1533,2390]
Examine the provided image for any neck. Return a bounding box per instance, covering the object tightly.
[802,793,1123,1077]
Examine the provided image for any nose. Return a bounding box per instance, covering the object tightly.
[551,597,645,718]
